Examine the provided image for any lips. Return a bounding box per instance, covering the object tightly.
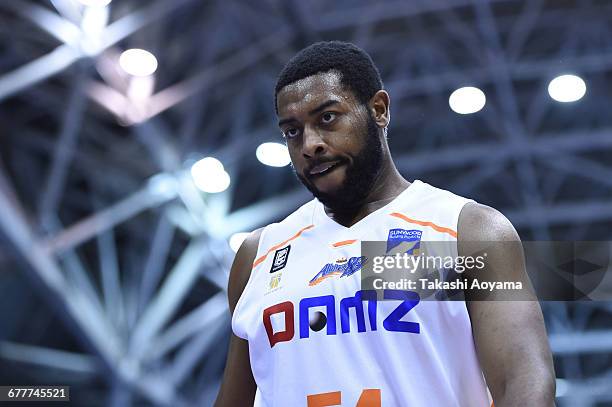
[308,160,341,176]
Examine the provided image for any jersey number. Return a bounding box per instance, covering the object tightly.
[307,389,381,407]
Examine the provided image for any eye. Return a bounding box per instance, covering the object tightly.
[321,112,337,124]
[283,127,300,139]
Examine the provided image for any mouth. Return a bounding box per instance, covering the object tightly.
[308,160,342,177]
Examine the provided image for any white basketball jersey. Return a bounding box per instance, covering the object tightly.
[232,180,491,407]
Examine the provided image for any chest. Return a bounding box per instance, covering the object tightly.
[254,220,456,336]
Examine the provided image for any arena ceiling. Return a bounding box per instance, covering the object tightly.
[1,0,611,405]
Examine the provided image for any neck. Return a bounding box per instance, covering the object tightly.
[324,154,410,227]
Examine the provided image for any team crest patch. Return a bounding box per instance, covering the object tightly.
[270,245,291,273]
[308,256,367,286]
[386,228,422,254]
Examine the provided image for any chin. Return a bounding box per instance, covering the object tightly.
[316,189,364,211]
[298,170,363,209]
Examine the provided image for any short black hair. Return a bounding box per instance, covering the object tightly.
[274,41,383,113]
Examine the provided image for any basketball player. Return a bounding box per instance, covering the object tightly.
[215,41,555,406]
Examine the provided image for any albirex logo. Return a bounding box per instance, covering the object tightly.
[308,256,367,286]
[386,228,422,254]
[262,289,420,347]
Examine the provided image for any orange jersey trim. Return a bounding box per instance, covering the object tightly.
[308,271,343,286]
[332,239,358,247]
[390,212,458,238]
[252,224,315,269]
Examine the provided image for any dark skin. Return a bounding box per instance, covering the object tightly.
[459,205,556,406]
[215,71,556,406]
[278,72,408,226]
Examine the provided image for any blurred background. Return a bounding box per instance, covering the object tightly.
[0,0,611,406]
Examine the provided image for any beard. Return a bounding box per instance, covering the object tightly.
[296,113,384,210]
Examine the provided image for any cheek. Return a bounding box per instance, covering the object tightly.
[333,121,367,153]
[287,146,302,167]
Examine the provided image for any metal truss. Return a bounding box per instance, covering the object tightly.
[0,0,611,405]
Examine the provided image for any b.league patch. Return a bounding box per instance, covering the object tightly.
[270,245,291,273]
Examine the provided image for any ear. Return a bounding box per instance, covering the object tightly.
[368,90,390,128]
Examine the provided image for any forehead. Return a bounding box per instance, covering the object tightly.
[276,71,358,117]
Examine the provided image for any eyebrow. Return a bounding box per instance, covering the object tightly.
[278,100,341,127]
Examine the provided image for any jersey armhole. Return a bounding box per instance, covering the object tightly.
[231,226,269,340]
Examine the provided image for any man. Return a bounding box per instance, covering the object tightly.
[215,41,555,406]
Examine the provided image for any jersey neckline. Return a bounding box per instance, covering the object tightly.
[313,179,423,232]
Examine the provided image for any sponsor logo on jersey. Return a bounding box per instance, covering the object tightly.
[386,228,422,254]
[270,245,291,273]
[308,256,367,286]
[263,289,421,347]
[269,273,282,289]
[266,273,283,295]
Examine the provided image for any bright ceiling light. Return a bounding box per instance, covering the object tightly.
[191,157,231,193]
[191,157,224,174]
[229,232,250,252]
[449,86,486,114]
[548,74,586,103]
[77,0,112,6]
[256,142,291,167]
[119,49,158,77]
[193,171,230,193]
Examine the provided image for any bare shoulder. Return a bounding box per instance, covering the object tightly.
[228,227,264,313]
[457,202,524,281]
[457,201,520,242]
[457,202,529,293]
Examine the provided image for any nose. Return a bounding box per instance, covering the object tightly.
[301,125,326,159]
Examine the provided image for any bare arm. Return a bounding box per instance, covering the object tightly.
[214,228,263,407]
[458,203,555,407]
